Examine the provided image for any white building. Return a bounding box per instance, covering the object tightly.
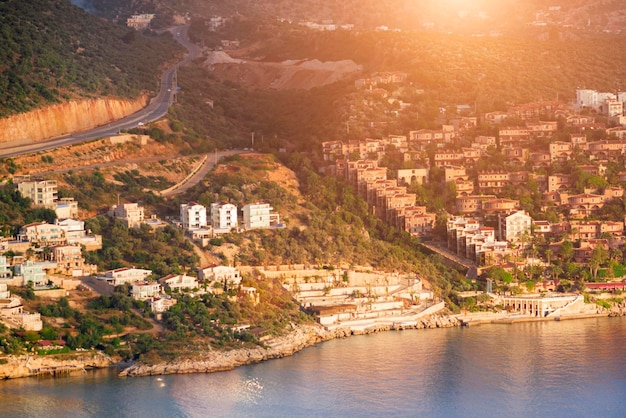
[17,179,57,208]
[210,203,238,230]
[55,218,102,250]
[180,202,207,230]
[499,210,532,242]
[131,282,162,300]
[198,265,242,290]
[0,283,10,299]
[576,89,598,108]
[55,197,79,219]
[110,203,145,228]
[148,296,177,313]
[242,203,279,229]
[99,268,152,286]
[14,261,47,287]
[19,222,65,246]
[159,274,199,291]
[127,13,155,30]
[0,256,12,281]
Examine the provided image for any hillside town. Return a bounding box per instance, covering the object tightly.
[322,80,626,293]
[0,172,283,333]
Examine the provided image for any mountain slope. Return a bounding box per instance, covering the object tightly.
[0,0,181,117]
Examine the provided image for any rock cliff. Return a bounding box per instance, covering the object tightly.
[0,96,148,144]
[0,352,115,379]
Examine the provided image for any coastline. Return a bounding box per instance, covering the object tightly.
[0,351,115,380]
[119,305,626,377]
[2,307,624,380]
[118,313,460,377]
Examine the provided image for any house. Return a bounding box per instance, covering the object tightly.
[473,136,497,150]
[126,13,155,30]
[198,265,242,290]
[210,202,238,231]
[16,179,57,208]
[567,193,604,217]
[444,166,468,182]
[484,111,509,125]
[356,167,388,196]
[110,203,145,228]
[14,261,47,287]
[530,152,551,169]
[455,195,497,215]
[585,281,626,292]
[159,274,199,291]
[547,174,573,192]
[526,120,558,137]
[180,202,207,230]
[499,127,530,147]
[454,178,475,196]
[98,268,152,286]
[131,282,162,300]
[433,151,464,167]
[51,245,93,276]
[54,197,79,220]
[397,168,429,186]
[56,218,102,250]
[549,142,573,162]
[383,193,417,224]
[148,296,178,313]
[365,179,397,206]
[502,147,528,165]
[0,256,13,281]
[587,140,626,160]
[481,198,519,215]
[499,211,532,242]
[447,217,481,253]
[397,206,436,236]
[243,203,280,229]
[532,220,552,236]
[478,171,510,194]
[0,283,10,299]
[570,134,588,151]
[19,222,65,246]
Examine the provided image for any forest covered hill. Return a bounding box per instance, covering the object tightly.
[0,0,181,117]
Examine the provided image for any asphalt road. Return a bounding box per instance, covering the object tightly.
[161,150,246,197]
[0,25,201,158]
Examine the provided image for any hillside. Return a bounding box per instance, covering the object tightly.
[0,0,182,117]
[84,0,626,35]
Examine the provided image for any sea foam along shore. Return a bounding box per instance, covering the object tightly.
[118,314,460,377]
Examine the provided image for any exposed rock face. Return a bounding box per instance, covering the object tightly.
[0,352,115,379]
[608,301,626,317]
[120,315,461,377]
[0,96,148,144]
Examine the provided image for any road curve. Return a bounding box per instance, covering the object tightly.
[0,25,201,158]
[160,150,245,197]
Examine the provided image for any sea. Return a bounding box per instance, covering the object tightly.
[2,316,626,418]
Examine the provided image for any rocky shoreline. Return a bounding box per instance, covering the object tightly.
[119,306,626,378]
[118,314,460,377]
[3,307,625,380]
[0,351,115,380]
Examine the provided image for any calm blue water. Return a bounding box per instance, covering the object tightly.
[2,317,626,418]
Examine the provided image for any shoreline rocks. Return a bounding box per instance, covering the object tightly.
[0,351,115,380]
[119,314,461,377]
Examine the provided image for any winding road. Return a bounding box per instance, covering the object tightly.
[0,25,201,158]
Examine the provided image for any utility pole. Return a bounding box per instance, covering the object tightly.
[251,132,255,147]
